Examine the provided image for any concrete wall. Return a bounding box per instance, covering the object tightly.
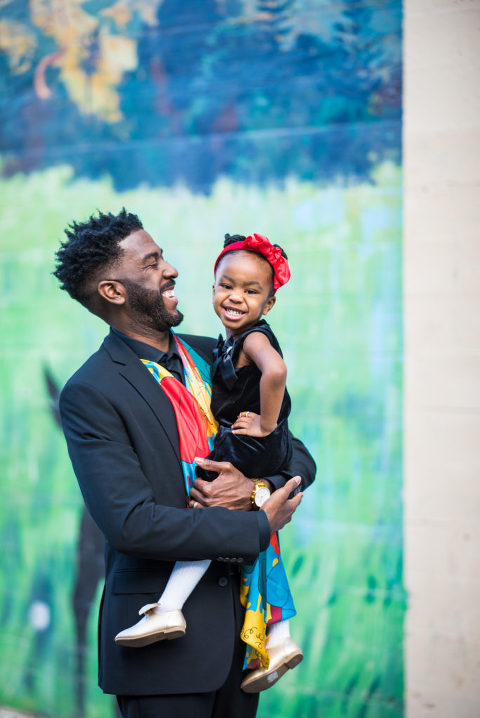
[404,1,480,716]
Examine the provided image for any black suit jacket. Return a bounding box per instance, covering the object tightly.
[59,329,316,695]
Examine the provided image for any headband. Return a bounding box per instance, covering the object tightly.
[214,233,291,292]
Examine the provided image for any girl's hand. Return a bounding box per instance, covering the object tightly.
[231,411,275,437]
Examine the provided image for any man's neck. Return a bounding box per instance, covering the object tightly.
[111,321,172,352]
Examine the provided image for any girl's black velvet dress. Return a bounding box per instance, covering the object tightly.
[206,319,292,478]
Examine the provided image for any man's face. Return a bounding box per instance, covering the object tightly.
[114,230,183,331]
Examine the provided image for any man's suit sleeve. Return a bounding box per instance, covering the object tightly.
[266,433,316,493]
[60,380,266,564]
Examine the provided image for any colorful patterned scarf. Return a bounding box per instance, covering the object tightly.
[141,334,218,492]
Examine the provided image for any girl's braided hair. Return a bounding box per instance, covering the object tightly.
[223,234,288,259]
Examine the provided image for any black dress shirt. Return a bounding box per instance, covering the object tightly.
[112,329,185,384]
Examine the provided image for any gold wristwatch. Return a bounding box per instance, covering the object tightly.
[250,480,271,509]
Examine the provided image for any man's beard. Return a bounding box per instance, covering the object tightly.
[121,279,184,332]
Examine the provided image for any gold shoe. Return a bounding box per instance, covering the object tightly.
[241,638,303,693]
[114,603,186,648]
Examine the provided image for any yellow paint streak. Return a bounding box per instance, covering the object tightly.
[0,19,36,74]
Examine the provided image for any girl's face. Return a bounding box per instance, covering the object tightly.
[212,250,276,337]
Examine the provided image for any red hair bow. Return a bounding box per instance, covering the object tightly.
[214,233,291,292]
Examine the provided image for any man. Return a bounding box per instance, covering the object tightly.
[54,209,315,718]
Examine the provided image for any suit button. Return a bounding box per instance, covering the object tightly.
[218,577,228,587]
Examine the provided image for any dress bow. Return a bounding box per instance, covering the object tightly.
[212,334,237,390]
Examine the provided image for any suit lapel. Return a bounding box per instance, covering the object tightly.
[102,331,182,464]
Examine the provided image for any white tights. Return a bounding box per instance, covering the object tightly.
[156,559,291,650]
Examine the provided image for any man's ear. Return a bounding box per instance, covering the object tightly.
[97,280,127,305]
[262,294,276,315]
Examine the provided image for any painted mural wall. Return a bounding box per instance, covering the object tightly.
[0,1,403,716]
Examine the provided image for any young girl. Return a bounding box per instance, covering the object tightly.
[115,233,303,693]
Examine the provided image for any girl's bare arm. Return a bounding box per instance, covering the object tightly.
[232,331,287,437]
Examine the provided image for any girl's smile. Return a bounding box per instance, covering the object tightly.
[223,307,247,319]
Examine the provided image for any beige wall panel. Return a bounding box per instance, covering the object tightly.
[404,0,480,715]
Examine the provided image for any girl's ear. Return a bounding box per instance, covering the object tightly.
[262,294,276,315]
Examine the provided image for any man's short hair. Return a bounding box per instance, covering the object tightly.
[53,208,143,306]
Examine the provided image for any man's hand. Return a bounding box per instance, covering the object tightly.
[261,476,303,534]
[190,457,254,511]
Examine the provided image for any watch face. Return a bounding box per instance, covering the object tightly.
[255,486,271,508]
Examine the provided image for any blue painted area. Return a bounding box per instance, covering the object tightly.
[0,0,401,191]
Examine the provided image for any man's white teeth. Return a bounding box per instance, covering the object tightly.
[163,289,175,298]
